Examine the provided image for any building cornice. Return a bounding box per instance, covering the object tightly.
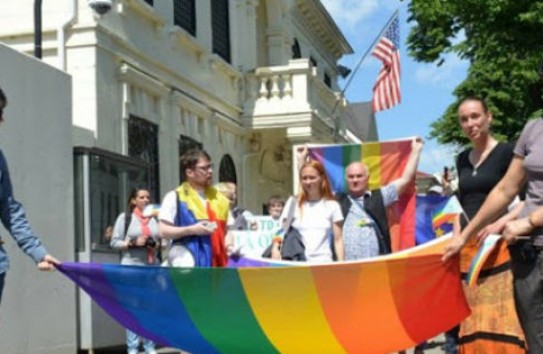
[295,0,353,59]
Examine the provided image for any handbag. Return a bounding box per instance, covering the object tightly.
[262,196,306,261]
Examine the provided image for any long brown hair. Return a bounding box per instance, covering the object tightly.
[126,187,150,214]
[298,160,335,209]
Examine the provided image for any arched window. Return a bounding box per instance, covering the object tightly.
[219,154,237,183]
[291,38,301,59]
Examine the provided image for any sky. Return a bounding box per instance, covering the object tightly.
[321,0,469,174]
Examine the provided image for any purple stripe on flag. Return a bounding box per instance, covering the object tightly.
[59,262,220,353]
[58,263,168,344]
[228,256,287,268]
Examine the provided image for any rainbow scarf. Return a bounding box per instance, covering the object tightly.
[58,235,470,353]
[308,140,415,251]
[175,182,230,267]
[465,234,501,286]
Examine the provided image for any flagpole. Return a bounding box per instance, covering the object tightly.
[331,9,400,141]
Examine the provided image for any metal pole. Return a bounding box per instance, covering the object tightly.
[331,10,399,140]
[34,0,43,58]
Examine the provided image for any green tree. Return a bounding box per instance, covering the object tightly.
[406,0,543,146]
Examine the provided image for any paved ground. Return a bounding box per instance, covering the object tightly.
[95,335,447,354]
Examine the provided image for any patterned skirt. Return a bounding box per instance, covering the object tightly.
[458,239,527,353]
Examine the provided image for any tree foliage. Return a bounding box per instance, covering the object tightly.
[406,0,543,146]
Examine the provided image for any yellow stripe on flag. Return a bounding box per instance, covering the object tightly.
[362,142,382,190]
[238,267,346,354]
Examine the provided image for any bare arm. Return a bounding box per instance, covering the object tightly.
[224,230,235,255]
[296,145,309,171]
[443,156,526,260]
[391,137,424,196]
[476,201,525,242]
[503,204,543,244]
[333,221,344,261]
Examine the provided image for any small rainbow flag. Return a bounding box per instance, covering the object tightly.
[466,234,501,286]
[308,140,415,251]
[142,204,161,218]
[431,195,463,230]
[415,195,464,245]
[58,235,470,353]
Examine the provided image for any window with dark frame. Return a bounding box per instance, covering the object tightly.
[292,38,301,59]
[324,72,332,88]
[174,0,196,36]
[211,0,231,63]
[178,135,203,183]
[128,115,160,202]
[143,0,153,6]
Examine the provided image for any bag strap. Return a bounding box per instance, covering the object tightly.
[283,195,297,231]
[124,212,132,237]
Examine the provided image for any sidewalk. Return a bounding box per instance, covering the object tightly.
[153,334,448,354]
[96,334,448,354]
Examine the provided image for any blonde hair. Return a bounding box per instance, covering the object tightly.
[215,182,235,198]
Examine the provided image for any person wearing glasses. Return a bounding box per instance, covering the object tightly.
[158,149,231,267]
[0,86,59,305]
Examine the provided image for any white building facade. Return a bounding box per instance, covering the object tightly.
[0,0,377,352]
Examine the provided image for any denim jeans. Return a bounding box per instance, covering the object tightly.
[0,272,5,305]
[126,329,155,354]
[443,326,459,354]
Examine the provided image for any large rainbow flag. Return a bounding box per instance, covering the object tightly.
[58,235,470,353]
[308,140,414,251]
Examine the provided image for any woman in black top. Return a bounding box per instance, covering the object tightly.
[448,97,526,353]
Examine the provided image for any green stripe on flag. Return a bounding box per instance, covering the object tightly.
[169,267,279,354]
[342,144,361,183]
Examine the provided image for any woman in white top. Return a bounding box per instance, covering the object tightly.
[273,160,344,263]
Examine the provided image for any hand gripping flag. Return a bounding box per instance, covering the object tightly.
[58,235,470,354]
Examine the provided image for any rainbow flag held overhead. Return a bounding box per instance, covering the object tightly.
[432,195,463,230]
[58,236,470,354]
[466,234,501,286]
[308,140,415,251]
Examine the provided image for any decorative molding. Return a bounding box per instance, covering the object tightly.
[209,54,242,81]
[120,0,165,28]
[118,63,169,96]
[168,27,206,61]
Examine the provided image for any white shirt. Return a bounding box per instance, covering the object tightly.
[281,197,343,263]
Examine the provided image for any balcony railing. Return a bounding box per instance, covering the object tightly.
[244,59,346,136]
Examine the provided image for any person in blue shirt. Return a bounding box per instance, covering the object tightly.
[0,86,58,305]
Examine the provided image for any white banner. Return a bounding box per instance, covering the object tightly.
[232,216,280,257]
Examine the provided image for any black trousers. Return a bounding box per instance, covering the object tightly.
[509,243,543,353]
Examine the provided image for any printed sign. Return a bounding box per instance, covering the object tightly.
[232,216,280,257]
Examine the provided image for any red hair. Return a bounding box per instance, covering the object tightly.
[298,160,335,209]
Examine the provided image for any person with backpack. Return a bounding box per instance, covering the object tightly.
[110,187,159,354]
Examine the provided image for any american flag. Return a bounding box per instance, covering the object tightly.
[372,15,401,113]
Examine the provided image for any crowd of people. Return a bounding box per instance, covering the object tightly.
[2,68,543,354]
